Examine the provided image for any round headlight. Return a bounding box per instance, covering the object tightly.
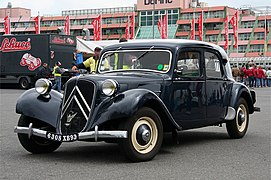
[35,78,52,95]
[102,79,118,96]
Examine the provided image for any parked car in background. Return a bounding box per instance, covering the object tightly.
[14,39,260,162]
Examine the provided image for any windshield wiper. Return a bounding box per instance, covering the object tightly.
[105,47,122,58]
[134,46,154,62]
[131,46,154,69]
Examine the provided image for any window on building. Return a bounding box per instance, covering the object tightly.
[250,44,264,52]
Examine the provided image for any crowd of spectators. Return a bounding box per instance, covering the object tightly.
[231,61,271,88]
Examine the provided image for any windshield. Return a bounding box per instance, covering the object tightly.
[98,49,172,73]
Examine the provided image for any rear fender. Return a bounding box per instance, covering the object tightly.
[16,89,63,128]
[227,83,255,114]
[87,89,181,130]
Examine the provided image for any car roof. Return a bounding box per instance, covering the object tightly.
[102,39,228,60]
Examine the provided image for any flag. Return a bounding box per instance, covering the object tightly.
[4,16,10,34]
[125,13,135,40]
[130,12,135,39]
[91,15,101,41]
[158,14,168,39]
[198,12,203,41]
[190,18,195,40]
[163,13,168,39]
[230,11,238,49]
[34,15,40,34]
[224,16,229,50]
[125,17,130,39]
[64,15,70,35]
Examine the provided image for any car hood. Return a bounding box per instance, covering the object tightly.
[77,71,170,93]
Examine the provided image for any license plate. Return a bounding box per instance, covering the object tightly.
[46,132,78,142]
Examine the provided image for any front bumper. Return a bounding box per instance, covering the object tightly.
[14,123,127,142]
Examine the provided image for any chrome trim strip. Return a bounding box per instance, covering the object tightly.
[173,81,205,83]
[78,131,127,140]
[62,86,76,111]
[14,126,127,141]
[74,96,88,121]
[98,49,172,74]
[61,95,75,119]
[224,106,236,120]
[75,86,91,112]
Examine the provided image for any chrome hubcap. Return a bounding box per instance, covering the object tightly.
[131,117,158,154]
[236,104,247,132]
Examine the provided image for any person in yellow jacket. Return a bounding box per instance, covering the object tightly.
[52,61,64,92]
[72,47,109,73]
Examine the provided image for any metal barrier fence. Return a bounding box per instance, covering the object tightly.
[229,57,271,67]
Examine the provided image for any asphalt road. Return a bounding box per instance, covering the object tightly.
[0,87,270,180]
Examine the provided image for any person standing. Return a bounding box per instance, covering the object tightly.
[266,67,271,87]
[37,63,49,79]
[256,66,265,87]
[246,64,255,88]
[52,61,64,92]
[72,47,104,73]
[239,64,246,84]
[232,65,240,81]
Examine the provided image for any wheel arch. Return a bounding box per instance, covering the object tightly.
[143,99,179,132]
[229,84,255,114]
[89,89,181,131]
[239,91,254,114]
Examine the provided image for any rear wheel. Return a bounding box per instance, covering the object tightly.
[19,78,30,89]
[17,115,61,154]
[226,98,249,139]
[119,107,163,162]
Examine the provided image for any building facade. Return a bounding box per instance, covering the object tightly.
[0,0,270,66]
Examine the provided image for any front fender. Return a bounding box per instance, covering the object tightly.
[86,89,180,130]
[16,89,63,128]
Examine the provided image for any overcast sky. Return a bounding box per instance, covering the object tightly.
[0,0,270,16]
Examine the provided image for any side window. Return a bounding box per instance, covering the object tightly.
[204,51,222,78]
[177,51,200,77]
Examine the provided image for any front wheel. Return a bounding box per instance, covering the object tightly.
[226,98,249,139]
[119,107,163,162]
[17,115,61,154]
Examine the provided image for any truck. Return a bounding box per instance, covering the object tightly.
[0,34,77,89]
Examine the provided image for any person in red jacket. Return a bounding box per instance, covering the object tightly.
[256,66,265,88]
[245,65,255,88]
[240,64,247,84]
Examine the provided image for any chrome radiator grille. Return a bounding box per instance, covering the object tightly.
[60,79,96,135]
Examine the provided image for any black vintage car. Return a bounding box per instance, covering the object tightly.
[14,39,260,162]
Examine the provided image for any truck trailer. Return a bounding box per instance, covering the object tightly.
[0,34,76,89]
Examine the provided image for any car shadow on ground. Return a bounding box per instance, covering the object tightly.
[16,130,230,163]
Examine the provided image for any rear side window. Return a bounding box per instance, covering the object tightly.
[205,51,222,78]
[177,51,200,77]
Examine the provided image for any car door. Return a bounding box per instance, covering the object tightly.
[204,49,229,123]
[171,48,206,130]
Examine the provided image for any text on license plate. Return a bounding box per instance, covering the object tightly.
[46,132,78,142]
